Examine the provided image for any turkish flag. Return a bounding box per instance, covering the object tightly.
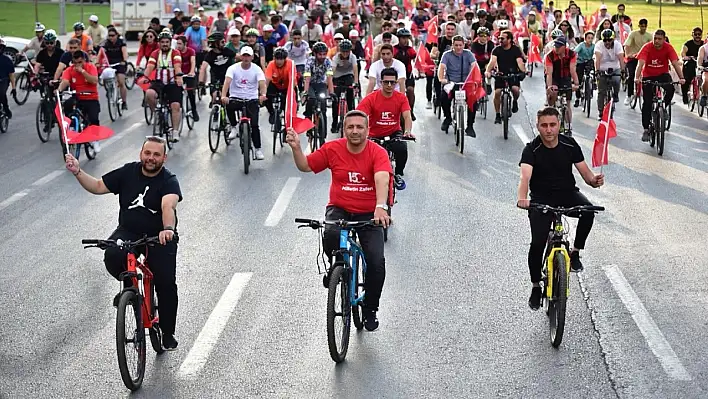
[54,92,115,145]
[414,44,435,76]
[512,19,528,40]
[364,35,374,68]
[618,21,629,43]
[54,92,78,146]
[285,63,314,134]
[243,9,253,25]
[425,16,439,44]
[591,99,617,168]
[462,63,486,109]
[528,34,543,63]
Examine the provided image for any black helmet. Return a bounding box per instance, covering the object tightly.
[208,31,224,42]
[312,41,328,54]
[476,9,487,18]
[396,28,411,37]
[273,46,288,59]
[476,27,490,36]
[338,39,352,51]
[600,29,615,40]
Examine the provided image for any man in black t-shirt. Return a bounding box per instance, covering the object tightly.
[199,32,236,103]
[517,107,604,310]
[485,30,526,124]
[64,136,183,351]
[102,27,129,109]
[470,10,495,41]
[34,35,65,78]
[56,39,89,80]
[681,27,704,104]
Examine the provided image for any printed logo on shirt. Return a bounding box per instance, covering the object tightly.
[342,171,374,192]
[128,186,158,214]
[348,172,363,184]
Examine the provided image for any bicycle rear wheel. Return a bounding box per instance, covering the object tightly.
[36,101,52,142]
[352,255,365,331]
[549,251,567,348]
[107,84,117,122]
[0,113,8,133]
[13,72,30,105]
[457,105,464,154]
[326,266,351,363]
[148,285,165,354]
[125,62,136,90]
[240,122,251,174]
[208,106,221,153]
[116,290,146,391]
[656,107,665,156]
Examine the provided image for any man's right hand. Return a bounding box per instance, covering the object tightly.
[285,127,300,149]
[517,199,530,209]
[65,154,80,175]
[221,96,229,105]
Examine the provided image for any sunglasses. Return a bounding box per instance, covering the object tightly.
[382,80,397,85]
[603,39,614,42]
[146,35,155,39]
[108,34,117,37]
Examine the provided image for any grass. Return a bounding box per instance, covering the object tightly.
[0,1,110,38]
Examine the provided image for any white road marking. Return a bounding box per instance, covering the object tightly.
[667,131,705,144]
[513,124,531,144]
[480,169,492,178]
[31,170,64,186]
[178,272,253,378]
[603,264,692,381]
[0,191,29,212]
[102,122,142,148]
[264,177,301,227]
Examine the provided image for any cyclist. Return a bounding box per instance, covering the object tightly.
[635,29,685,142]
[176,36,198,122]
[68,22,93,54]
[199,31,237,105]
[623,19,652,105]
[544,36,579,134]
[470,27,494,93]
[57,50,102,152]
[303,42,334,120]
[21,23,47,56]
[697,37,708,106]
[244,29,267,70]
[136,29,159,69]
[331,39,359,133]
[284,29,310,91]
[573,31,595,108]
[264,47,292,125]
[517,106,604,310]
[102,27,129,110]
[594,29,624,119]
[367,44,406,95]
[471,9,495,41]
[143,30,184,143]
[87,15,107,53]
[225,28,244,55]
[64,135,182,351]
[356,67,413,189]
[393,28,417,121]
[284,109,392,331]
[221,46,267,160]
[185,16,208,74]
[55,39,89,81]
[485,29,527,125]
[680,27,703,105]
[439,35,479,137]
[34,30,65,79]
[0,37,17,119]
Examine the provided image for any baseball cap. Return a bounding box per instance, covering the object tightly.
[315,0,323,5]
[528,10,535,15]
[228,27,241,36]
[269,10,277,15]
[235,17,245,24]
[240,46,254,56]
[599,4,607,10]
[89,15,99,22]
[554,36,567,47]
[263,24,274,31]
[391,5,398,10]
[198,6,204,11]
[173,7,181,12]
[334,32,344,39]
[349,29,359,37]
[296,5,305,11]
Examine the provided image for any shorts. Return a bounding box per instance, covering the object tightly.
[493,77,521,91]
[150,82,183,105]
[405,76,415,88]
[552,77,573,99]
[114,64,127,75]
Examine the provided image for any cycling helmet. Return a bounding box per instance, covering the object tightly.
[43,29,57,43]
[73,22,85,30]
[600,29,615,40]
[338,39,352,51]
[190,15,201,23]
[208,31,224,42]
[158,30,173,40]
[35,23,46,32]
[273,46,288,59]
[476,27,490,36]
[396,28,411,37]
[551,28,563,39]
[476,9,487,18]
[312,41,328,54]
[497,20,509,29]
[246,28,260,37]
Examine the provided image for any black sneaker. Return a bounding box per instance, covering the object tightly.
[162,334,178,351]
[641,129,650,142]
[394,174,406,190]
[512,99,519,113]
[193,113,200,122]
[113,292,121,307]
[441,118,451,131]
[701,96,707,107]
[494,113,502,124]
[573,99,580,108]
[528,286,542,310]
[465,125,476,137]
[411,111,416,121]
[363,308,379,331]
[122,102,128,111]
[570,251,584,272]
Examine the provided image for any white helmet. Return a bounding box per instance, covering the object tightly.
[35,22,46,32]
[497,20,509,29]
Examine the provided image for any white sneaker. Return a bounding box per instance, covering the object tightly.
[255,148,265,160]
[623,97,631,106]
[228,126,238,140]
[93,141,102,153]
[426,101,432,109]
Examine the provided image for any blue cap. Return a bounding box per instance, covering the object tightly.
[554,36,567,47]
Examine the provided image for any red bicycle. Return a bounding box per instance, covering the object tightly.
[334,84,359,138]
[629,80,642,110]
[82,235,176,391]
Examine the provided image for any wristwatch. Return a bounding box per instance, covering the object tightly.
[376,204,389,211]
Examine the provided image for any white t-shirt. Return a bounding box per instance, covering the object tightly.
[226,62,265,100]
[285,41,309,66]
[594,41,623,71]
[373,34,399,46]
[566,14,585,38]
[368,59,406,92]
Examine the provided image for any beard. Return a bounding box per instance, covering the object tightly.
[142,159,164,173]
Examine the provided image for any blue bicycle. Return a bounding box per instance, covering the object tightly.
[295,218,373,363]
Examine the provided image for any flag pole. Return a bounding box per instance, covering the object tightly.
[56,91,71,157]
[288,62,294,129]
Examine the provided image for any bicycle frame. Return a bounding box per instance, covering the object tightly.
[123,250,157,329]
[336,228,367,307]
[544,217,571,299]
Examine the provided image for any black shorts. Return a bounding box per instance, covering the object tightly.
[552,77,573,99]
[150,82,183,104]
[113,64,127,75]
[405,77,415,88]
[494,77,520,91]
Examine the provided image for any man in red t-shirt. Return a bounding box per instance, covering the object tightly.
[285,109,392,332]
[357,67,413,190]
[143,30,184,142]
[58,50,102,151]
[635,29,685,142]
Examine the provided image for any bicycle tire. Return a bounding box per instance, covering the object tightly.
[185,94,194,130]
[208,106,221,153]
[165,110,174,150]
[630,93,638,110]
[317,111,327,149]
[143,96,153,125]
[116,290,146,391]
[501,93,509,140]
[689,92,697,113]
[241,122,251,174]
[309,114,319,153]
[528,61,534,78]
[36,101,52,142]
[650,109,657,148]
[272,104,281,154]
[326,265,351,363]
[657,107,665,156]
[549,251,567,348]
[352,254,365,331]
[700,104,705,118]
[0,114,7,133]
[482,97,488,119]
[665,104,672,131]
[125,62,136,90]
[107,84,117,122]
[457,105,464,154]
[13,72,30,105]
[148,284,165,354]
[584,80,592,118]
[84,142,96,160]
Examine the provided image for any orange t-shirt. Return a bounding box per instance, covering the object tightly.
[265,59,292,90]
[73,33,92,52]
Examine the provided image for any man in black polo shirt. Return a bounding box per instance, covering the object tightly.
[64,136,183,351]
[517,107,604,310]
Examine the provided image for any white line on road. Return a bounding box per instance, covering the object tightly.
[102,122,142,148]
[603,264,692,381]
[31,170,64,186]
[513,124,531,144]
[0,191,29,212]
[667,131,705,144]
[480,169,492,178]
[178,272,253,378]
[264,177,301,227]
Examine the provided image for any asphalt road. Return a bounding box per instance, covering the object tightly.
[0,65,707,398]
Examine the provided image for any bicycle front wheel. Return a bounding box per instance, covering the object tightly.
[36,101,52,142]
[326,266,351,363]
[656,107,666,156]
[0,113,8,133]
[84,142,97,160]
[208,106,221,153]
[107,84,117,122]
[352,255,365,331]
[116,290,146,391]
[125,62,136,90]
[185,94,194,130]
[584,81,592,118]
[13,72,30,105]
[457,105,465,154]
[143,97,153,125]
[549,251,567,348]
[240,121,251,174]
[501,94,510,140]
[272,104,281,154]
[148,285,165,354]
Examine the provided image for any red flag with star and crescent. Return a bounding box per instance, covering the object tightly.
[591,99,617,167]
[285,63,315,134]
[425,16,439,44]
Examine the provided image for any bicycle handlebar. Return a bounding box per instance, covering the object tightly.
[295,218,377,229]
[526,203,605,214]
[641,79,676,87]
[490,72,527,79]
[82,235,179,250]
[370,136,416,144]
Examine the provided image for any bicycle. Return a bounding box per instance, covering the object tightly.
[207,84,233,153]
[443,82,466,154]
[12,53,38,106]
[81,235,178,391]
[150,81,180,150]
[270,91,286,154]
[230,98,259,174]
[334,84,358,138]
[597,69,618,118]
[688,66,704,117]
[629,79,642,110]
[101,63,124,122]
[34,73,57,142]
[643,79,675,156]
[370,135,415,242]
[58,90,97,161]
[304,91,328,153]
[294,218,376,363]
[578,64,595,118]
[492,72,526,140]
[124,61,137,90]
[550,85,573,136]
[526,203,605,348]
[181,76,197,131]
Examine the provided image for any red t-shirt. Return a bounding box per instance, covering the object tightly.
[307,138,393,214]
[356,90,411,138]
[180,47,196,75]
[637,42,678,78]
[62,63,99,101]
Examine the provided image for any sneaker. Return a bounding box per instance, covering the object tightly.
[528,286,542,310]
[465,125,476,137]
[93,141,102,153]
[494,113,502,124]
[623,97,631,106]
[512,99,519,113]
[162,334,178,351]
[573,99,580,108]
[570,251,584,272]
[363,308,379,331]
[394,174,406,190]
[426,100,432,109]
[168,129,179,143]
[193,112,200,122]
[122,102,128,111]
[228,126,239,140]
[411,111,416,122]
[255,148,265,160]
[641,129,650,142]
[441,118,451,132]
[113,292,121,307]
[701,96,707,107]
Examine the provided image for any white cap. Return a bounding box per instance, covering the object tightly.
[315,0,323,5]
[240,46,254,56]
[234,17,245,23]
[89,15,99,22]
[391,5,398,10]
[198,6,204,11]
[263,24,274,31]
[228,27,241,36]
[334,32,344,39]
[599,4,607,10]
[349,29,359,37]
[174,7,181,12]
[528,10,535,15]
[296,5,305,11]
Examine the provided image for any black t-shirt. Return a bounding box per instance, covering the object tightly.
[492,45,523,74]
[168,18,181,31]
[103,38,126,64]
[437,36,454,53]
[684,40,703,59]
[519,135,584,200]
[205,48,236,82]
[102,162,183,235]
[35,48,65,76]
[470,41,493,69]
